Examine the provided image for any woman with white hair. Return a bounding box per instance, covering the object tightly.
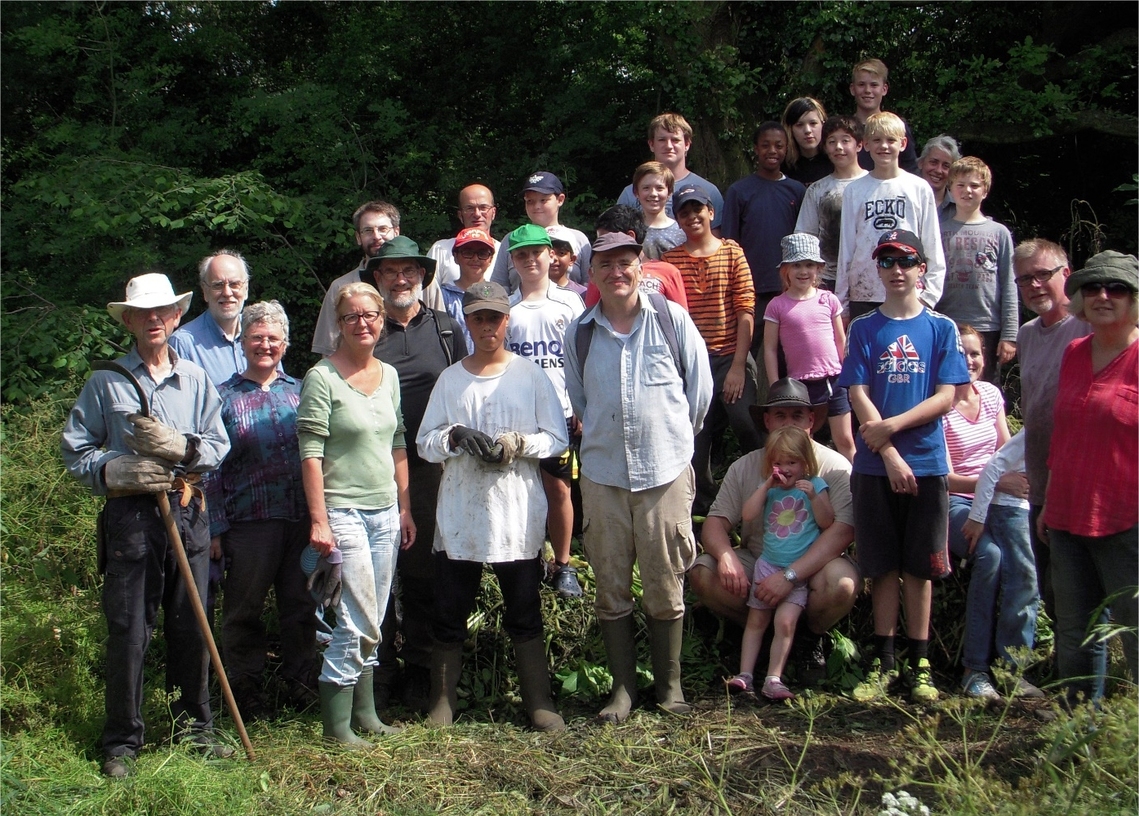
[917,135,961,220]
[206,300,316,720]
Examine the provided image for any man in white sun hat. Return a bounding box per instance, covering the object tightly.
[62,272,232,778]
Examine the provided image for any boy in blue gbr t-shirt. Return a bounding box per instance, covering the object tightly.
[838,228,968,704]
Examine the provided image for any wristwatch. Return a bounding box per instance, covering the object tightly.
[782,567,798,584]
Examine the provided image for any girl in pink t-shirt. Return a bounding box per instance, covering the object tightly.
[763,233,855,460]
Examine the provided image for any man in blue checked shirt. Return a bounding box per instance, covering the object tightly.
[565,232,712,724]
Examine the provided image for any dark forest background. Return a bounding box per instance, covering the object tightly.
[3,1,1136,397]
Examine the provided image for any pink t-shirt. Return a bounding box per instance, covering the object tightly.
[943,379,1003,498]
[763,289,842,380]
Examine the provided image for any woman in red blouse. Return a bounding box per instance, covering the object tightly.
[1040,250,1138,704]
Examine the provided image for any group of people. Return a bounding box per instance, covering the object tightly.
[63,54,1136,779]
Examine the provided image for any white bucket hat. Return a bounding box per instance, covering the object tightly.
[780,233,825,265]
[107,273,193,326]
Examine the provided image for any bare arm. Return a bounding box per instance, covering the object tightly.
[763,320,780,385]
[393,447,416,550]
[302,457,335,556]
[858,383,956,452]
[804,482,835,530]
[723,311,754,404]
[700,515,750,599]
[740,476,773,524]
[832,311,847,363]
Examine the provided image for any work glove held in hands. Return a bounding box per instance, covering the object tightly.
[104,455,175,493]
[125,413,188,463]
[495,432,526,465]
[307,547,343,608]
[450,425,496,459]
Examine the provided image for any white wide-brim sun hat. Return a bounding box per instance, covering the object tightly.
[107,273,193,326]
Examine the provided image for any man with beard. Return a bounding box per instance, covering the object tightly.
[171,250,251,385]
[367,236,468,712]
[312,201,445,356]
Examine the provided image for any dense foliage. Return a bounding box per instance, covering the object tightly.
[3,1,1136,396]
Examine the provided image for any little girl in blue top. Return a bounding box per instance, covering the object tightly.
[727,427,834,700]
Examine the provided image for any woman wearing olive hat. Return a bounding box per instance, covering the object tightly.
[1039,250,1138,704]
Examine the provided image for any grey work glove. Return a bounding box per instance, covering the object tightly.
[495,432,526,466]
[450,425,497,459]
[104,455,175,493]
[307,547,343,608]
[125,413,188,463]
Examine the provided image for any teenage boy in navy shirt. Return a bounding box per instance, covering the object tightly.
[838,229,968,703]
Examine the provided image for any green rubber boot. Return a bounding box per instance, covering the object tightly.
[648,616,691,715]
[318,681,370,748]
[597,616,639,723]
[351,667,402,735]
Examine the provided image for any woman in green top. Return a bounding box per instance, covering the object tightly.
[298,282,415,746]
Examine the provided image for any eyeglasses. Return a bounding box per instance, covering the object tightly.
[460,204,495,215]
[246,333,285,349]
[1015,264,1064,288]
[594,260,639,273]
[456,248,493,260]
[338,311,381,325]
[128,305,179,319]
[876,255,922,270]
[1080,281,1132,298]
[208,279,247,293]
[358,225,396,237]
[378,265,424,281]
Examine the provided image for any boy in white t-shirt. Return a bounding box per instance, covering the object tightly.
[504,224,587,598]
[836,112,945,322]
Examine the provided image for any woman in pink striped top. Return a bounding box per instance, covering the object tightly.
[943,325,1025,699]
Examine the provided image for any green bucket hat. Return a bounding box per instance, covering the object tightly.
[365,236,438,288]
[1065,250,1139,297]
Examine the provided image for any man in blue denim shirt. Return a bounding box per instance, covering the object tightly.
[170,250,250,385]
[565,232,711,723]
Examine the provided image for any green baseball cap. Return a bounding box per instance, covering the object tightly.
[507,223,553,251]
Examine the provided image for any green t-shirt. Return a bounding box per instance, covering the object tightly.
[297,359,405,510]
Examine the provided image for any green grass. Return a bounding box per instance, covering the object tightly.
[3,395,1136,815]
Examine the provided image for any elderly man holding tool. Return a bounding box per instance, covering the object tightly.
[62,273,234,778]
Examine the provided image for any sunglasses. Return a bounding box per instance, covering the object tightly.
[876,255,922,270]
[1080,281,1132,298]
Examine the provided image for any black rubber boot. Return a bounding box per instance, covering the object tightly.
[426,642,464,726]
[513,637,565,732]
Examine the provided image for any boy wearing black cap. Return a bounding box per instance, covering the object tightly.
[838,229,969,703]
[416,281,569,732]
[490,172,592,291]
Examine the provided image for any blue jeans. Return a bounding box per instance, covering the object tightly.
[1049,524,1138,702]
[320,506,399,687]
[948,497,1040,673]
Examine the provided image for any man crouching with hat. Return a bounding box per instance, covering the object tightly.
[62,273,232,777]
[689,378,859,684]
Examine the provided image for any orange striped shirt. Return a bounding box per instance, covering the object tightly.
[662,240,755,356]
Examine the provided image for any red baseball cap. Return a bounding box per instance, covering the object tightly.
[453,227,495,251]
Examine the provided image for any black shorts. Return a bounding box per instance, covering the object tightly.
[850,472,951,580]
[540,416,576,480]
[802,375,851,417]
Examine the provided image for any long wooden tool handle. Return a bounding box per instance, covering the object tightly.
[157,492,256,761]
